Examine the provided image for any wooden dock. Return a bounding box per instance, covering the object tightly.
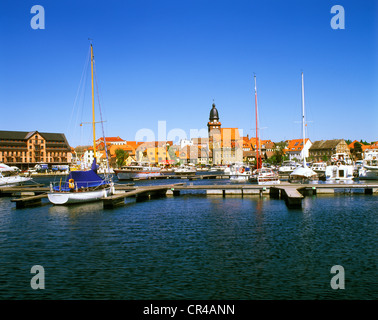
[103,185,173,208]
[269,185,305,208]
[10,194,48,209]
[120,174,228,181]
[5,182,378,209]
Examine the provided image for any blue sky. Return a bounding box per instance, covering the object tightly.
[0,0,377,147]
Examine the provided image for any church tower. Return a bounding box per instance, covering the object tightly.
[207,102,221,136]
[207,102,222,164]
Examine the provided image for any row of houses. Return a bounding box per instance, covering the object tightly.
[1,129,376,170]
[76,136,378,170]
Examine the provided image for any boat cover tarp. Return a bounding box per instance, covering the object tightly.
[290,167,317,178]
[53,160,107,191]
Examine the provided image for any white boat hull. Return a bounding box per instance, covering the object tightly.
[230,174,251,183]
[0,176,32,187]
[115,170,161,180]
[325,165,354,181]
[174,170,196,175]
[251,178,281,185]
[47,187,113,205]
[359,169,378,180]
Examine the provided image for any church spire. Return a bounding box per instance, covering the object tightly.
[209,101,219,122]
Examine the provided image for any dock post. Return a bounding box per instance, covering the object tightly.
[365,188,373,195]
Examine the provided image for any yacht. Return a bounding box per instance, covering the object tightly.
[278,161,300,175]
[310,162,327,175]
[358,149,378,180]
[114,161,161,180]
[250,167,280,185]
[209,166,226,173]
[325,153,354,181]
[47,43,114,205]
[174,164,197,175]
[310,162,326,179]
[229,163,252,183]
[288,73,318,184]
[0,163,32,187]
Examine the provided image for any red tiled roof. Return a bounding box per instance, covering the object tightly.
[96,136,125,142]
[286,138,309,152]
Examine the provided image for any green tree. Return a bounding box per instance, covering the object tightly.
[352,142,363,160]
[115,148,128,168]
[273,141,287,164]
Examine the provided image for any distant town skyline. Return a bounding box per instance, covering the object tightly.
[1,0,377,148]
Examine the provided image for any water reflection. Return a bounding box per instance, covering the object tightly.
[48,201,104,218]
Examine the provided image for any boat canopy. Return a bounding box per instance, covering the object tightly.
[53,168,108,191]
[290,167,317,178]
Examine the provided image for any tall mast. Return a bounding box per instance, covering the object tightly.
[301,72,306,167]
[90,44,97,160]
[254,74,260,169]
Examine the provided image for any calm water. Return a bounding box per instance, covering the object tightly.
[0,176,376,300]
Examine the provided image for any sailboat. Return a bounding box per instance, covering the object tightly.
[47,43,114,205]
[249,75,280,185]
[289,72,317,182]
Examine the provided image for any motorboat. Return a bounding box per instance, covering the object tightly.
[250,167,280,185]
[358,148,378,180]
[174,164,197,175]
[310,162,327,175]
[0,163,32,187]
[114,161,161,180]
[47,43,114,205]
[325,163,354,181]
[229,163,252,183]
[325,152,354,181]
[209,166,225,173]
[278,161,300,175]
[330,152,352,165]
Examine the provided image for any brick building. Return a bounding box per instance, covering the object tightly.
[0,130,71,170]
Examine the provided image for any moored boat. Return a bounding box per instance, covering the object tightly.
[289,73,318,183]
[358,148,378,180]
[325,152,354,181]
[310,162,327,175]
[174,164,197,175]
[48,164,114,205]
[229,164,252,183]
[250,167,280,185]
[0,163,32,187]
[279,161,300,175]
[47,43,114,205]
[114,162,161,180]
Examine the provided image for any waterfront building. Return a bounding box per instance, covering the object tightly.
[362,141,378,154]
[134,141,173,165]
[108,144,136,167]
[96,136,126,146]
[0,130,71,170]
[207,103,243,165]
[179,139,194,149]
[285,138,312,162]
[242,135,275,163]
[309,139,350,163]
[178,145,209,165]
